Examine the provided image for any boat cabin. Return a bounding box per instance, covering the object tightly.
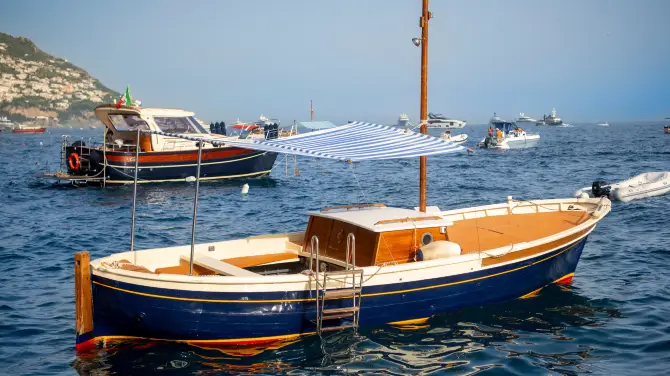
[95,105,223,153]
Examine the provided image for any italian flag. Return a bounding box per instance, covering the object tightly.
[116,86,132,108]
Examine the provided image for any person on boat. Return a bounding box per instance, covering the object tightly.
[487,126,493,137]
[496,128,503,140]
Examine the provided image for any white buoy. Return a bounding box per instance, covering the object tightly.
[241,183,249,195]
[39,141,43,146]
[185,176,196,182]
[579,192,590,199]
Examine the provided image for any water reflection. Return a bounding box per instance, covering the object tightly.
[73,284,620,375]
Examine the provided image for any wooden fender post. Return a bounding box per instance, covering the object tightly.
[75,252,94,350]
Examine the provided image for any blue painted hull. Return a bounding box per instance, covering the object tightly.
[84,236,588,345]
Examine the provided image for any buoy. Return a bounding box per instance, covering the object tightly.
[39,141,43,146]
[241,183,249,195]
[579,192,590,199]
[185,176,196,182]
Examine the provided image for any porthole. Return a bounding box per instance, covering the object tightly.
[421,233,433,246]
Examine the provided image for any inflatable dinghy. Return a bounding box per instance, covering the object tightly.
[574,172,670,202]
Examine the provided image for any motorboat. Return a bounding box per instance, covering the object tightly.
[439,130,468,144]
[426,113,467,129]
[574,172,670,202]
[597,122,609,126]
[42,104,278,185]
[12,124,47,133]
[664,119,669,134]
[73,1,611,353]
[537,108,563,126]
[515,113,537,123]
[397,113,410,127]
[0,116,14,131]
[478,113,540,149]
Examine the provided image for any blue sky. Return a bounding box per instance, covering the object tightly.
[1,0,668,124]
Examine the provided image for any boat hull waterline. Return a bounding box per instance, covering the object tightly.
[53,146,278,184]
[76,197,609,351]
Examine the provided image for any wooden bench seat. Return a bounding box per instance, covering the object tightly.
[222,252,299,269]
[179,254,260,277]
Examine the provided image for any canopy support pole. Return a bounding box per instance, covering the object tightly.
[130,128,140,260]
[419,0,431,212]
[189,141,204,276]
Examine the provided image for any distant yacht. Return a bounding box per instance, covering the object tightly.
[0,116,13,131]
[537,108,564,126]
[397,112,410,127]
[515,113,537,123]
[426,113,467,129]
[597,121,609,126]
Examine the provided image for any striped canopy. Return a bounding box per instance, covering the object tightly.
[218,121,468,161]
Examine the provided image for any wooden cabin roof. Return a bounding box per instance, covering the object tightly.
[308,205,453,233]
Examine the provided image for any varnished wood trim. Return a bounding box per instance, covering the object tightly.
[75,252,93,336]
[481,225,594,267]
[222,253,299,269]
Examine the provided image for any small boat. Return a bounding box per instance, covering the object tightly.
[574,172,670,202]
[426,113,467,129]
[597,122,609,126]
[0,116,14,131]
[12,124,47,133]
[665,125,670,134]
[439,130,468,144]
[537,108,563,126]
[42,104,278,185]
[515,113,537,124]
[478,113,540,149]
[397,113,410,127]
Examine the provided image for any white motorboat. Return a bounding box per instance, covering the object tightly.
[478,113,540,149]
[0,116,14,131]
[439,130,468,144]
[597,122,609,126]
[397,113,410,127]
[574,172,670,202]
[515,113,537,123]
[426,113,467,129]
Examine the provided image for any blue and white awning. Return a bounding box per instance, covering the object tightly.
[145,121,468,161]
[220,121,467,161]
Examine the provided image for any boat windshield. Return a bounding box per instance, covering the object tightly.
[108,114,149,131]
[153,116,207,134]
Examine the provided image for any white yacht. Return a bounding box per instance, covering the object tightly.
[426,113,467,129]
[597,121,609,126]
[479,113,540,149]
[0,116,14,131]
[515,113,537,123]
[397,113,410,127]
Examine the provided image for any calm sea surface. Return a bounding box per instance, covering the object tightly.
[0,123,668,375]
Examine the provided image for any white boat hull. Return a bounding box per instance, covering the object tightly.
[574,172,670,202]
[478,134,540,149]
[440,133,468,144]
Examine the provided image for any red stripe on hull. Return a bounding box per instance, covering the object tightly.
[11,128,46,133]
[555,273,574,285]
[105,148,255,163]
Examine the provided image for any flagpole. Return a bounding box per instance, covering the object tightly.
[419,0,431,213]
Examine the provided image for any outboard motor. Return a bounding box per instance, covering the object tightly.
[210,122,215,134]
[220,121,226,135]
[591,180,611,198]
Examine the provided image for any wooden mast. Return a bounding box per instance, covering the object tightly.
[419,0,431,212]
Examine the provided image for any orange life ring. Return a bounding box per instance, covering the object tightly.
[68,152,81,171]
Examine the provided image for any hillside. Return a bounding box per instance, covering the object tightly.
[0,32,120,124]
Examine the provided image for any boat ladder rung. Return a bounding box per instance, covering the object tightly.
[323,288,361,299]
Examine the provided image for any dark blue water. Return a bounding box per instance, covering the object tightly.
[1,123,668,375]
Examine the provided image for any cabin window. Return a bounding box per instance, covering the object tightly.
[108,114,149,131]
[154,116,206,134]
[421,232,433,246]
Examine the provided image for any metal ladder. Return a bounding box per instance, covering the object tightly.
[310,234,363,335]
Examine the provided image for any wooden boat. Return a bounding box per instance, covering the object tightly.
[43,105,278,185]
[73,1,612,352]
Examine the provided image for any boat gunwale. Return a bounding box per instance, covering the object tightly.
[90,197,610,288]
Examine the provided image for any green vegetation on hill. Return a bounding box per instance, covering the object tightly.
[0,32,121,123]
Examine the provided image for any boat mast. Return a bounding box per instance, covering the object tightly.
[419,0,431,212]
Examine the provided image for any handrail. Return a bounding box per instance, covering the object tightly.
[374,215,442,225]
[321,203,386,212]
[346,233,356,270]
[309,235,321,333]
